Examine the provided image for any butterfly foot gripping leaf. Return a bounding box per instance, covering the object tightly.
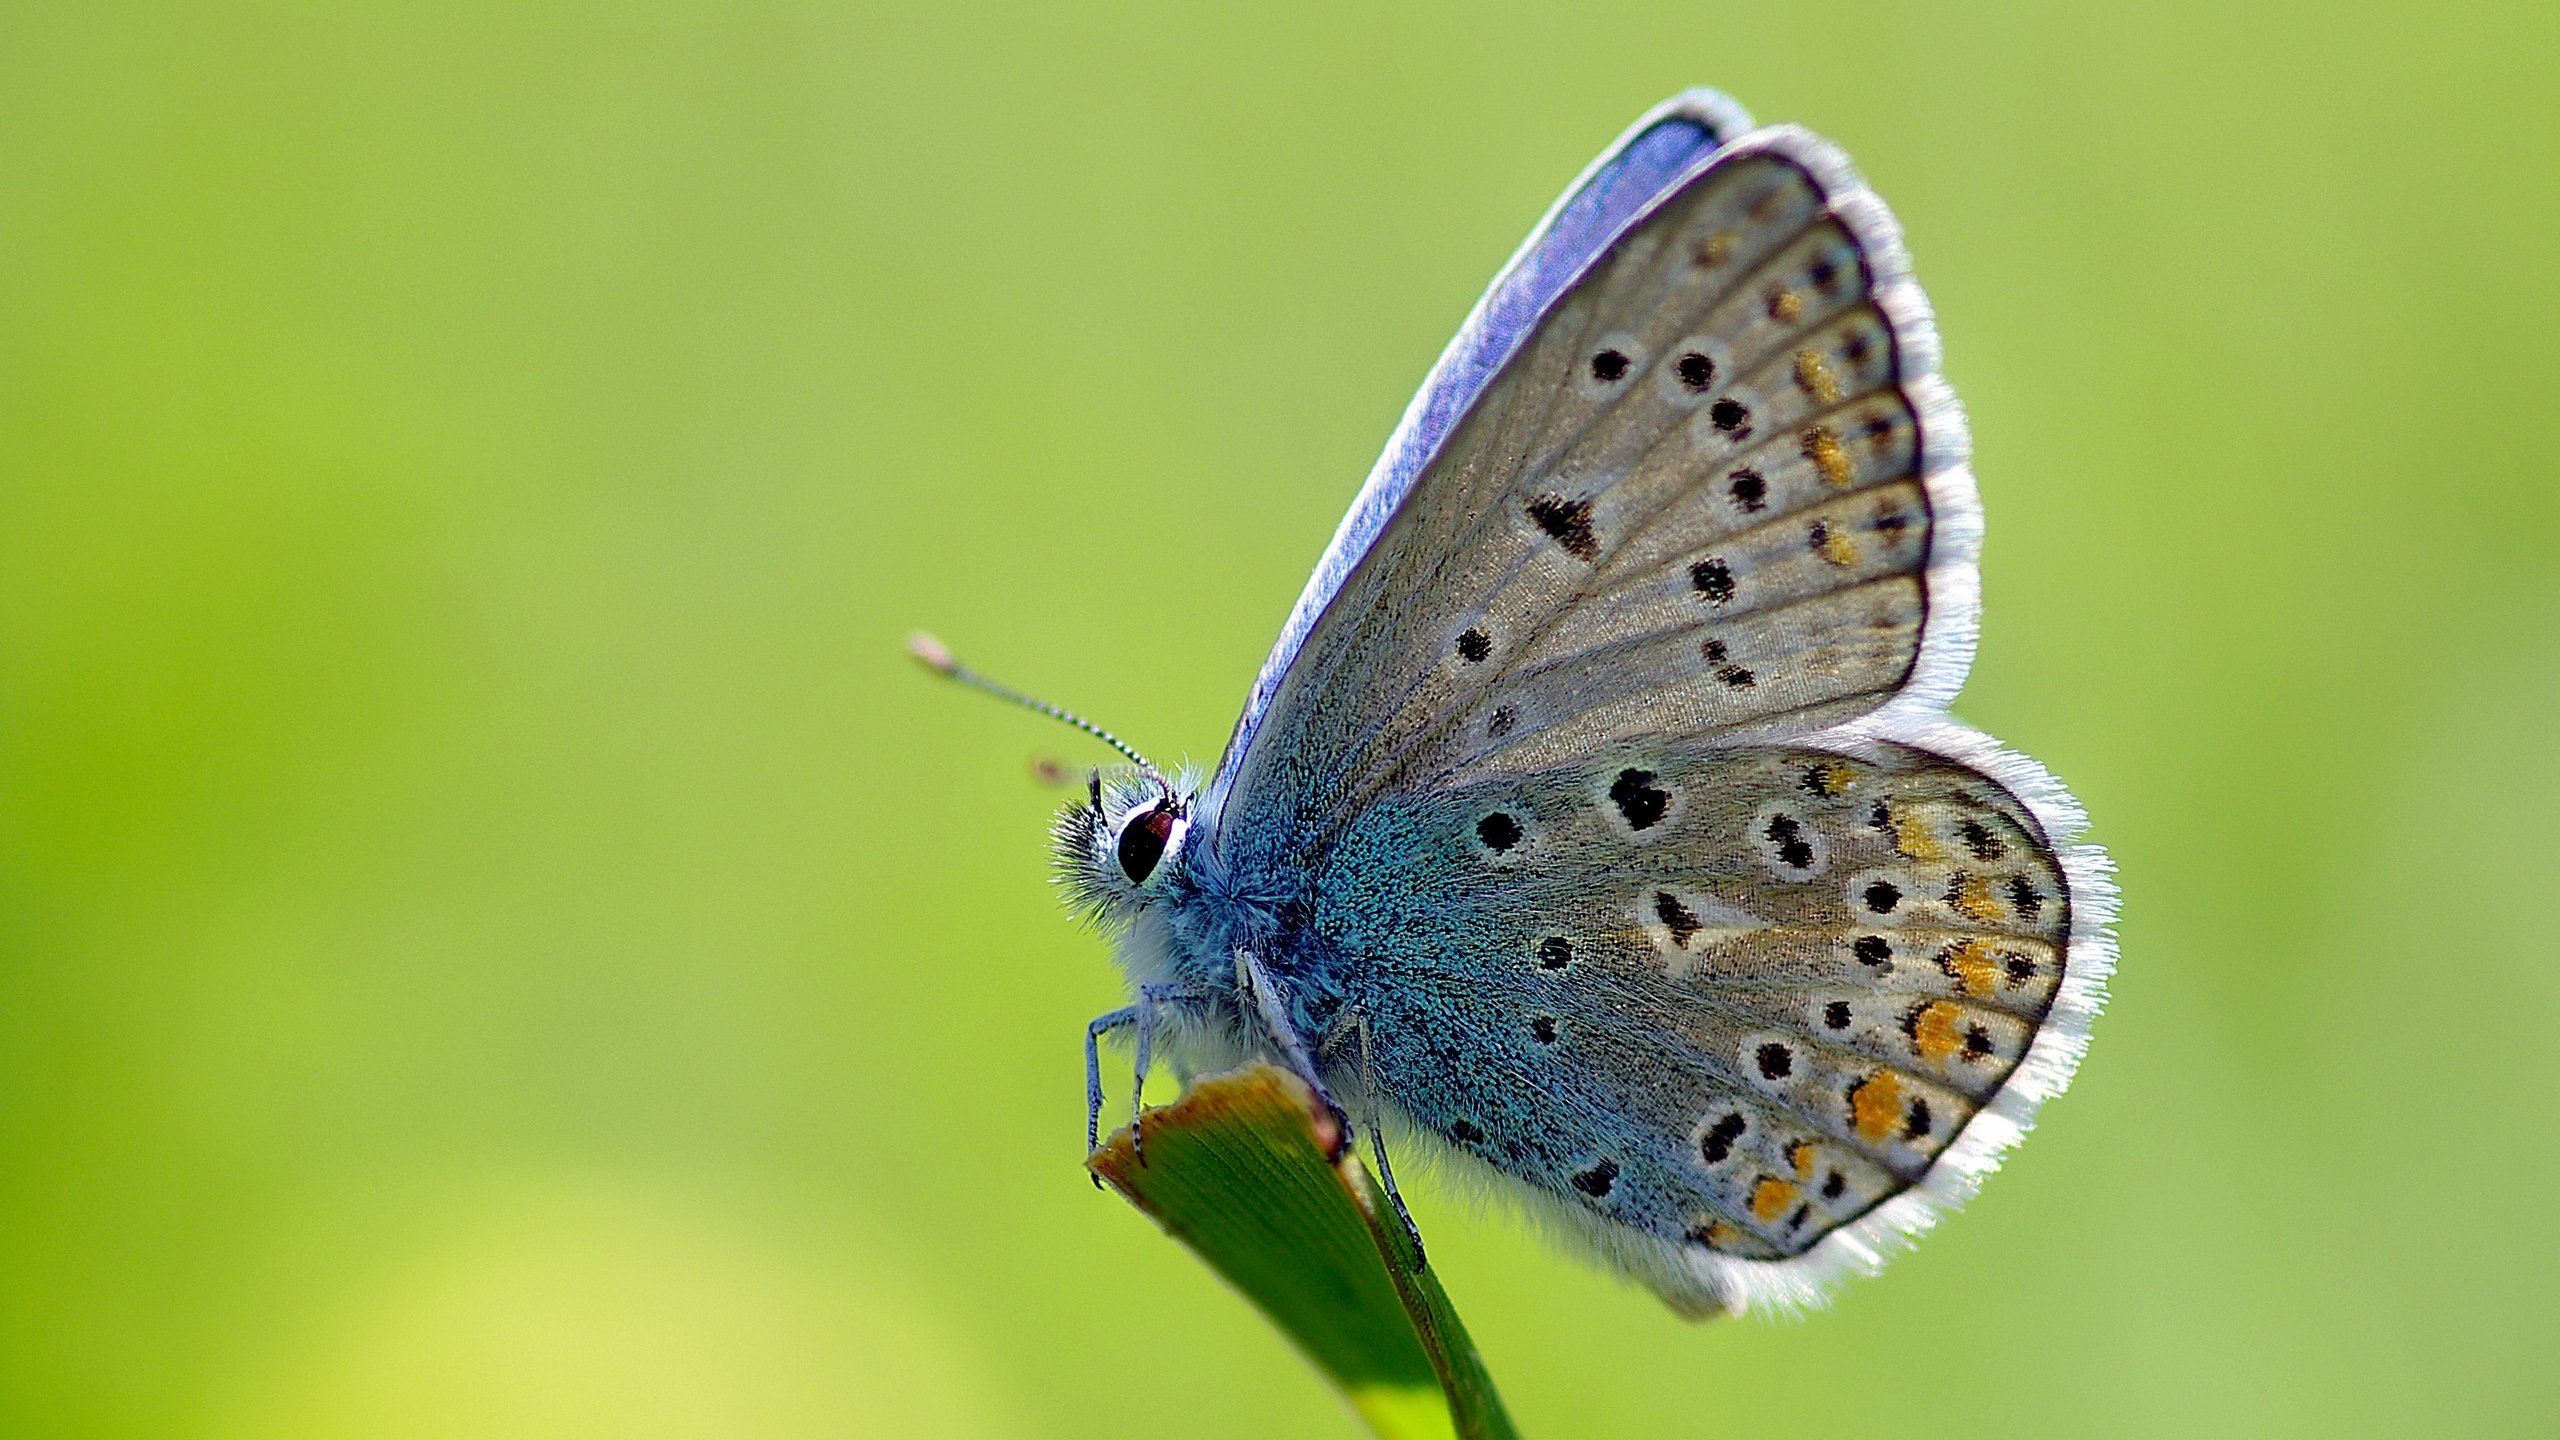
[933,87,2115,1321]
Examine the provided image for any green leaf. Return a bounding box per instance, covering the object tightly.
[1088,1064,1520,1440]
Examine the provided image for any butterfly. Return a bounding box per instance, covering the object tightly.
[918,88,2113,1316]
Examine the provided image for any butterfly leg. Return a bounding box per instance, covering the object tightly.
[1088,987,1209,1179]
[1320,1009,1425,1271]
[1085,1005,1138,1186]
[1352,1015,1426,1271]
[1128,984,1164,1166]
[1234,947,1352,1160]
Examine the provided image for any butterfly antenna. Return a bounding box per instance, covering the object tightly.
[907,632,1169,791]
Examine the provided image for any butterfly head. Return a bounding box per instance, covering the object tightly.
[1055,766,1194,923]
[904,633,1195,922]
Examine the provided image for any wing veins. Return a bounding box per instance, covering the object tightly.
[1495,572,1924,691]
[1260,170,1848,785]
[1293,243,1923,828]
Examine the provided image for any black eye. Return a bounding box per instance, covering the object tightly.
[1116,803,1177,884]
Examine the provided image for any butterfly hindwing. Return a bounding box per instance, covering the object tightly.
[1214,126,1977,870]
[1316,737,2097,1313]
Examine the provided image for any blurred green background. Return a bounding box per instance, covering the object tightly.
[6,2,2556,1436]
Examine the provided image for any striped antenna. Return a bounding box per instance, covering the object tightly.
[908,632,1167,789]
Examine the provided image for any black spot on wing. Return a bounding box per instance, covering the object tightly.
[1655,891,1701,948]
[1688,556,1736,604]
[1609,768,1670,830]
[1525,493,1598,560]
[1699,1111,1747,1164]
[1763,811,1815,869]
[1702,640,1755,686]
[1572,1159,1619,1197]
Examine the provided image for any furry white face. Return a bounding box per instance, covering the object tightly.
[1054,766,1191,925]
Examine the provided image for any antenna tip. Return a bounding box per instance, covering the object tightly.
[906,631,957,675]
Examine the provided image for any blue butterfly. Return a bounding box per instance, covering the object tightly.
[919,89,2114,1316]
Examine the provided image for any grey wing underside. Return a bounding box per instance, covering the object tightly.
[1211,126,1983,873]
[1315,734,2111,1315]
[1201,119,2113,1313]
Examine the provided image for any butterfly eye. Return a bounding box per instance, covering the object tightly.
[1115,802,1179,885]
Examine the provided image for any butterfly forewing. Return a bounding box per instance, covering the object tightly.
[1214,95,1757,801]
[1219,132,1970,867]
[1317,744,2072,1276]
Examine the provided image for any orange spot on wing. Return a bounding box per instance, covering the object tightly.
[1795,352,1844,406]
[1801,423,1852,486]
[1812,520,1860,567]
[1769,288,1805,323]
[1910,1001,1966,1061]
[1751,1177,1799,1223]
[1808,760,1857,796]
[1940,939,1999,997]
[1849,1071,1904,1142]
[1948,871,2004,922]
[1892,812,1947,863]
[1789,1140,1818,1179]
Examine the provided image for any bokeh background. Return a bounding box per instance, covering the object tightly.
[7,3,2557,1436]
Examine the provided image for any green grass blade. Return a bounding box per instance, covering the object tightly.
[1088,1064,1519,1440]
